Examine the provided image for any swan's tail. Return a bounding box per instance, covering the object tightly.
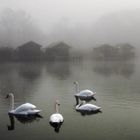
[97,107,102,112]
[27,109,42,115]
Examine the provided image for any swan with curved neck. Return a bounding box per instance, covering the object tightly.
[74,81,96,104]
[6,93,41,115]
[49,100,64,124]
[76,100,101,112]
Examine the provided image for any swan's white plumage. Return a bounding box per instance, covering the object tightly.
[50,113,63,123]
[75,89,95,98]
[76,102,101,111]
[14,103,36,112]
[74,81,96,99]
[7,93,41,115]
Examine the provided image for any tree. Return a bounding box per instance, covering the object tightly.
[0,8,43,47]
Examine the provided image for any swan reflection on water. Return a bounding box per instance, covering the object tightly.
[49,122,63,133]
[7,114,43,131]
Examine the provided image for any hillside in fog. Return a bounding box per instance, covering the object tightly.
[92,9,140,48]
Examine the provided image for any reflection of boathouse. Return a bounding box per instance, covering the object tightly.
[93,61,135,78]
[17,41,42,61]
[46,61,70,79]
[0,47,14,62]
[45,42,71,61]
[18,63,42,80]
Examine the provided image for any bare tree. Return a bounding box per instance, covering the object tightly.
[0,8,44,47]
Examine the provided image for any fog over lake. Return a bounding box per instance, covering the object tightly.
[0,0,140,140]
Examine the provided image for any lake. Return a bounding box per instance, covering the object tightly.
[0,59,140,140]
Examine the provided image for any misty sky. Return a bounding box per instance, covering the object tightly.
[0,0,140,48]
[1,0,140,31]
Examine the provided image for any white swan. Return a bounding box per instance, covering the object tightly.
[49,100,64,124]
[6,93,41,115]
[74,81,96,103]
[76,101,101,112]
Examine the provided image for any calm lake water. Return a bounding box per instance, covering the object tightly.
[0,59,140,140]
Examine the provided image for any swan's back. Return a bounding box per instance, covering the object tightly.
[50,113,64,123]
[77,90,95,97]
[76,103,101,111]
[14,103,36,113]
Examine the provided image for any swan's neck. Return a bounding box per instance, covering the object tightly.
[75,82,79,93]
[9,94,14,111]
[75,96,79,105]
[55,103,59,113]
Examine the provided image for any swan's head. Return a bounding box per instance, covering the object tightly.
[73,81,78,85]
[6,93,14,99]
[82,100,86,105]
[55,100,60,106]
[78,100,86,107]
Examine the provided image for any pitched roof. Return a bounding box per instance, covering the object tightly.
[18,41,42,49]
[46,41,71,49]
[116,43,135,49]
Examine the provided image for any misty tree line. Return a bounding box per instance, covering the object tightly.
[0,8,44,47]
[0,9,136,62]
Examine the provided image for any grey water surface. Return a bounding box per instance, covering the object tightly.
[0,60,140,140]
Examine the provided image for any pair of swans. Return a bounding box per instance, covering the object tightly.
[6,93,63,125]
[74,81,101,112]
